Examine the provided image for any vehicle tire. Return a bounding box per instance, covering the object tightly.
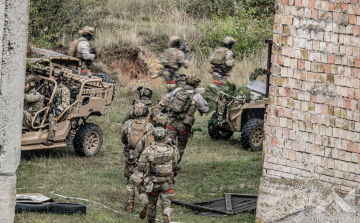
[92,73,116,99]
[48,202,86,214]
[73,123,103,157]
[241,118,264,151]
[208,112,234,140]
[15,202,48,213]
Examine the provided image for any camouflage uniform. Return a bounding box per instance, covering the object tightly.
[166,75,209,163]
[120,111,154,211]
[209,37,236,91]
[69,26,96,76]
[122,87,160,125]
[23,88,44,128]
[137,127,180,223]
[47,82,71,141]
[156,36,190,109]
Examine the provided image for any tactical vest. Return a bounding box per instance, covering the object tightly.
[128,120,149,149]
[169,88,195,113]
[68,38,88,58]
[210,47,228,66]
[160,48,179,68]
[149,144,174,177]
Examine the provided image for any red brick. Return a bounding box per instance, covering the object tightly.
[328,54,335,64]
[344,99,351,109]
[353,26,360,36]
[298,60,305,69]
[271,138,278,146]
[321,105,328,115]
[349,15,357,24]
[309,0,316,8]
[356,5,360,15]
[329,3,335,11]
[278,107,285,117]
[358,154,360,164]
[355,58,360,68]
[282,0,288,5]
[325,64,331,74]
[295,0,301,6]
[311,9,319,19]
[342,3,349,11]
[286,88,292,97]
[311,94,317,102]
[348,142,358,153]
[278,55,285,65]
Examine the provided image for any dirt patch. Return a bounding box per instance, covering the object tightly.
[99,46,151,82]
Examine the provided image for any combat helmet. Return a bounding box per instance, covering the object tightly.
[79,26,95,36]
[24,76,37,93]
[137,86,153,100]
[168,36,182,48]
[152,127,167,141]
[133,102,149,117]
[223,36,235,49]
[154,113,168,128]
[186,74,201,88]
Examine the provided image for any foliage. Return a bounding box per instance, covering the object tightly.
[29,0,108,48]
[195,2,273,56]
[249,67,266,81]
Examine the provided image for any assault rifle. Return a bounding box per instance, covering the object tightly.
[47,85,59,118]
[181,41,191,60]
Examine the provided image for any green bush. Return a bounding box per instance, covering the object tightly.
[195,3,273,56]
[29,0,108,47]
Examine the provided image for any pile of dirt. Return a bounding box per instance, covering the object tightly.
[99,46,150,80]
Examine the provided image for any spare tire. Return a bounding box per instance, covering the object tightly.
[92,73,115,99]
[48,202,86,214]
[15,202,48,213]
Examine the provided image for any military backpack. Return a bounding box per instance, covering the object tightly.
[128,120,149,149]
[168,88,194,113]
[68,38,87,58]
[209,47,228,65]
[149,144,174,177]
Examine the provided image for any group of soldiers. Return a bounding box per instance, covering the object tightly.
[23,26,237,222]
[119,35,237,222]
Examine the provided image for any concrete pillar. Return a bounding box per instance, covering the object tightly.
[0,0,30,222]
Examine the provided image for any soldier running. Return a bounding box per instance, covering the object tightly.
[209,36,236,91]
[137,127,180,223]
[166,74,209,163]
[68,26,97,76]
[23,76,44,129]
[122,86,160,125]
[120,103,154,212]
[154,36,190,110]
[43,71,71,146]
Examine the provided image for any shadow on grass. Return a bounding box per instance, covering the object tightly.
[21,146,76,160]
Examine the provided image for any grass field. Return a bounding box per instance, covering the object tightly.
[15,85,263,223]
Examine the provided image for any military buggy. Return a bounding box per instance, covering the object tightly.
[21,57,115,156]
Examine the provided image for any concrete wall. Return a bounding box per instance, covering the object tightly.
[256,1,360,222]
[0,0,30,222]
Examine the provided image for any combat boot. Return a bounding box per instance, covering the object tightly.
[162,215,170,223]
[139,203,148,219]
[125,202,134,212]
[42,140,54,146]
[148,219,156,223]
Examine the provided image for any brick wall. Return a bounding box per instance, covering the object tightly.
[256,1,360,222]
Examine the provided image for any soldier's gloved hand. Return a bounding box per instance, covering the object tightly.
[90,47,97,59]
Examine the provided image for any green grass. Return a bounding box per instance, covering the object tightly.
[15,89,263,223]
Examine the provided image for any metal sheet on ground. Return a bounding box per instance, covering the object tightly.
[172,193,257,216]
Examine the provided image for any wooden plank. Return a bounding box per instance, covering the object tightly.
[224,193,258,199]
[225,194,233,212]
[171,200,232,215]
[233,201,257,212]
[191,198,224,205]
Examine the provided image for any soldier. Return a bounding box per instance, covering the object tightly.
[166,74,209,163]
[154,36,190,109]
[120,103,154,212]
[23,76,44,129]
[209,36,236,91]
[122,86,160,125]
[137,127,180,223]
[43,71,71,146]
[125,114,169,219]
[68,26,96,76]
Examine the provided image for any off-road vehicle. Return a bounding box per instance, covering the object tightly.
[21,57,115,156]
[207,84,266,151]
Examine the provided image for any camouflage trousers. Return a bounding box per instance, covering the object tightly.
[125,165,149,206]
[162,70,181,92]
[48,113,57,140]
[23,110,34,128]
[147,181,173,222]
[211,71,229,91]
[167,117,191,163]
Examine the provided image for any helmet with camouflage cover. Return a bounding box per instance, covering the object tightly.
[137,86,153,100]
[186,74,201,88]
[223,36,235,49]
[24,76,37,93]
[152,127,167,141]
[133,102,149,117]
[168,36,182,48]
[154,113,167,128]
[79,26,95,36]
